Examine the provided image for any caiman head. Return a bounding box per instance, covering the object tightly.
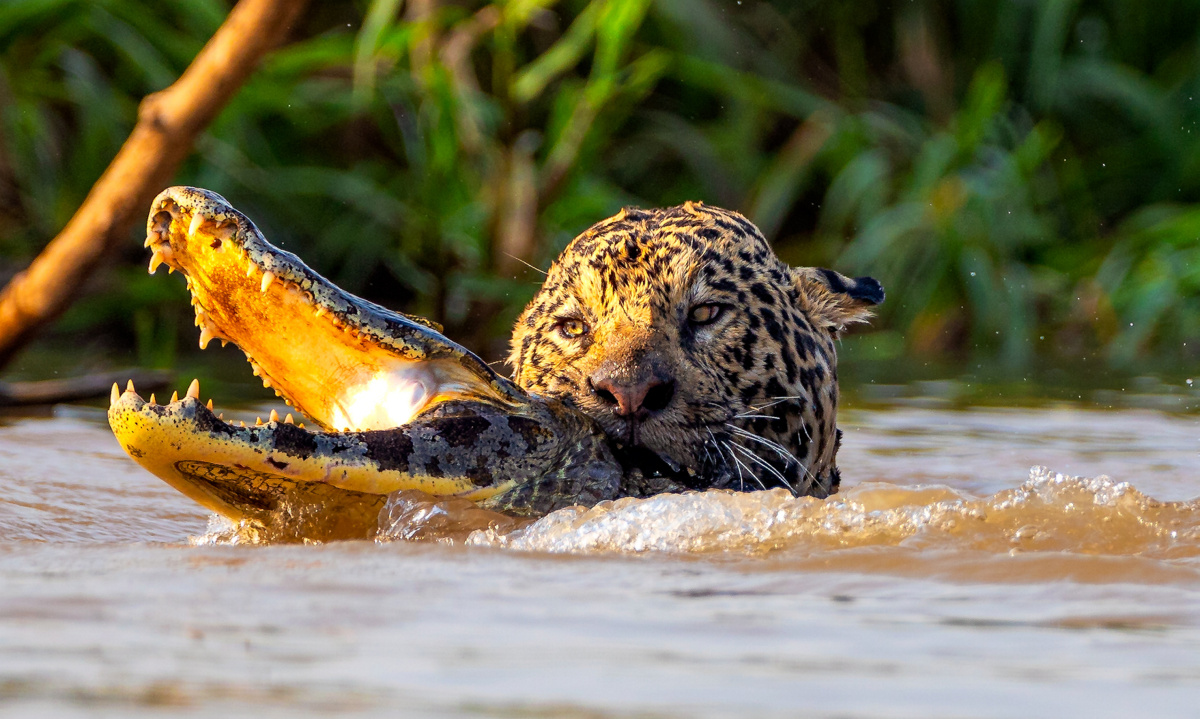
[109,187,621,539]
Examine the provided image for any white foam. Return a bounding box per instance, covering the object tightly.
[462,467,1199,557]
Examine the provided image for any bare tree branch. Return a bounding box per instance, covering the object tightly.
[0,0,309,369]
[0,369,172,407]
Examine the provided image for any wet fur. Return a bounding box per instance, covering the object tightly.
[509,202,883,497]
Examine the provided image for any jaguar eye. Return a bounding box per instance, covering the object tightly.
[688,303,725,326]
[555,317,589,339]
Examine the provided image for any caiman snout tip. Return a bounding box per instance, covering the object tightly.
[110,379,148,412]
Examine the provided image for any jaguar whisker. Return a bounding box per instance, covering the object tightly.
[726,441,782,488]
[725,424,799,466]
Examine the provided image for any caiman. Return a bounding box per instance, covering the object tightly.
[109,187,692,541]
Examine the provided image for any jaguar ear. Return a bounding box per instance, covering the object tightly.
[792,267,885,331]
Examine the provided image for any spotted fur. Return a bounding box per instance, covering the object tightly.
[509,202,883,497]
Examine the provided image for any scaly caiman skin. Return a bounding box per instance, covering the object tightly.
[109,187,689,540]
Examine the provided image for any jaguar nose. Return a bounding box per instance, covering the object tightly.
[589,370,676,418]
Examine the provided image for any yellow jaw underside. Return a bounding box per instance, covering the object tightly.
[108,382,499,541]
[109,391,387,540]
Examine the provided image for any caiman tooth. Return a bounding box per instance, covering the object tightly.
[187,379,200,400]
[188,213,205,237]
[207,399,214,410]
[218,412,224,420]
[239,421,246,428]
[170,391,179,404]
[125,379,136,394]
[314,306,325,318]
[220,339,228,348]
[144,231,159,248]
[269,409,279,423]
[110,383,119,406]
[148,394,156,405]
[195,311,226,350]
[245,265,255,278]
[255,417,263,426]
[260,271,276,293]
[198,326,216,350]
[148,251,164,274]
[284,413,294,425]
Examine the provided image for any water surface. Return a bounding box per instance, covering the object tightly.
[2,401,1199,717]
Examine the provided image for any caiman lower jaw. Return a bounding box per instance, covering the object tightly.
[107,378,516,541]
[143,186,523,432]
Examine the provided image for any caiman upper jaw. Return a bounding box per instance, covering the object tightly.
[144,186,525,432]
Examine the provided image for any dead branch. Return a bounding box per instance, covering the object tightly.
[0,0,309,369]
[0,369,172,407]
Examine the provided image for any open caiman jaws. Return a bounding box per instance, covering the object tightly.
[109,187,690,541]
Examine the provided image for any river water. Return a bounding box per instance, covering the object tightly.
[2,397,1199,717]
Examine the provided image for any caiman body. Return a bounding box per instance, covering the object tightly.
[109,187,687,540]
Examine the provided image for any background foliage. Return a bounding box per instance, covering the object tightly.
[2,0,1199,374]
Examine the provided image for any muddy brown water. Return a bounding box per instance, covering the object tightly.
[2,400,1199,717]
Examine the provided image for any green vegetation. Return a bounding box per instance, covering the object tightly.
[2,0,1198,373]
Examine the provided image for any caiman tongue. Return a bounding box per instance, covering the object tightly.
[144,186,521,431]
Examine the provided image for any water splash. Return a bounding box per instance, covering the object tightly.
[460,467,1200,558]
[189,514,297,545]
[376,490,525,542]
[189,466,1200,557]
